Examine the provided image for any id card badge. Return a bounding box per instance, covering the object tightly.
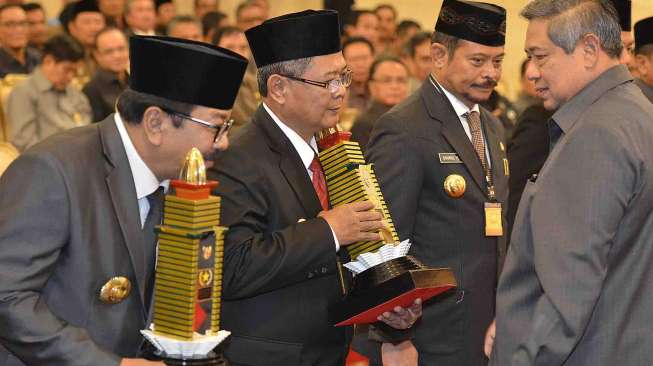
[484,202,503,237]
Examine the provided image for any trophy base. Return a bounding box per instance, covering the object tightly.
[143,343,229,366]
[329,256,456,326]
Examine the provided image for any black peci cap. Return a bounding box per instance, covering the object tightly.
[435,0,506,47]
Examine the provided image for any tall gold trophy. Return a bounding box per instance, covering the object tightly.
[142,148,229,365]
[318,129,457,326]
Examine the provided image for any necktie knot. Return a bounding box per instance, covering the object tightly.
[309,156,321,174]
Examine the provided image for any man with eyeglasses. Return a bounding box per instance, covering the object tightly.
[0,36,248,366]
[0,4,41,77]
[366,1,509,365]
[209,10,421,366]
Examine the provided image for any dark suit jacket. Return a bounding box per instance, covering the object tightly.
[0,115,151,365]
[350,100,391,153]
[83,69,129,123]
[506,104,552,236]
[209,106,351,366]
[366,80,509,366]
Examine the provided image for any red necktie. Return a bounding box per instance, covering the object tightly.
[309,156,329,211]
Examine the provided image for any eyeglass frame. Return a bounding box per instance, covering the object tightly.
[160,107,233,143]
[280,68,353,94]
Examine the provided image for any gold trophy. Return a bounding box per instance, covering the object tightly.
[317,129,457,326]
[141,148,229,365]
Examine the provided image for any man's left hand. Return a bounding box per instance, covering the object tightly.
[377,298,422,329]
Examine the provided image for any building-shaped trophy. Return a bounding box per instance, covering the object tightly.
[318,129,458,326]
[141,148,230,365]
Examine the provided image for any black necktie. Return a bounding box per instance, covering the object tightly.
[142,186,164,308]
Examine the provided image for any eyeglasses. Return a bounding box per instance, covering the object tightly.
[162,107,233,143]
[281,68,353,94]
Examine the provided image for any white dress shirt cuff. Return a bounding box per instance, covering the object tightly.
[330,226,340,252]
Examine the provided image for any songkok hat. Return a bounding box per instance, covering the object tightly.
[129,36,248,110]
[245,9,341,68]
[154,0,172,11]
[435,0,506,47]
[607,0,631,31]
[635,17,653,53]
[71,0,100,18]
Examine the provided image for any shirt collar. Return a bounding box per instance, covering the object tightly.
[262,102,317,170]
[552,64,632,134]
[114,113,169,199]
[32,67,55,93]
[430,75,480,117]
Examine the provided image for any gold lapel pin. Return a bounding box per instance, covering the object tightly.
[99,276,132,304]
[444,174,466,198]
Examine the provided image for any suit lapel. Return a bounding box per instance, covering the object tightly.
[421,82,486,193]
[252,106,323,218]
[99,115,147,319]
[482,110,508,202]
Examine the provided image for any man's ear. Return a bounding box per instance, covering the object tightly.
[267,74,289,105]
[580,33,601,68]
[141,106,165,146]
[431,42,449,69]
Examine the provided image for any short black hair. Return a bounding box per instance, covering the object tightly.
[43,35,85,62]
[369,55,407,80]
[374,4,397,18]
[93,26,125,48]
[408,31,432,57]
[117,88,195,126]
[342,36,375,55]
[166,15,201,36]
[397,19,420,37]
[344,9,376,27]
[211,25,243,46]
[21,2,43,13]
[201,10,227,36]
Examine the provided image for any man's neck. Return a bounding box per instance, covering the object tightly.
[431,72,475,109]
[264,99,315,143]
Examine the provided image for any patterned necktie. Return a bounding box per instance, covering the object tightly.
[142,186,164,308]
[309,155,329,211]
[465,111,493,187]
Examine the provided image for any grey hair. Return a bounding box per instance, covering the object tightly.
[256,57,313,97]
[431,31,460,60]
[521,0,622,59]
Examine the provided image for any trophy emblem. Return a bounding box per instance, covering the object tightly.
[141,148,230,365]
[317,128,457,326]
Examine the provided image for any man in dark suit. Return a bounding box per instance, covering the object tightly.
[210,10,420,366]
[634,17,653,103]
[365,1,509,365]
[0,36,247,366]
[490,1,653,364]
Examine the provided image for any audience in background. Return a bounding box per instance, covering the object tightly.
[213,25,258,128]
[124,0,156,36]
[97,0,125,29]
[235,0,265,31]
[343,36,374,113]
[154,0,176,35]
[194,0,217,20]
[7,35,91,151]
[63,0,105,85]
[166,15,202,41]
[513,59,540,114]
[0,4,41,78]
[351,56,409,150]
[395,19,420,49]
[634,17,653,103]
[406,31,432,92]
[374,4,396,55]
[201,10,227,42]
[82,27,128,122]
[21,3,47,51]
[344,10,379,50]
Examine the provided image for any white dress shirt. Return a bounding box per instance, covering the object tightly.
[114,113,168,227]
[431,76,491,167]
[263,103,341,251]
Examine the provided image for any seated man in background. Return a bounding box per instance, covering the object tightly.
[64,0,106,83]
[343,10,380,52]
[350,56,409,151]
[125,0,157,36]
[0,4,41,78]
[342,37,374,113]
[22,3,48,51]
[154,0,175,35]
[235,0,266,31]
[83,27,129,122]
[213,25,259,128]
[166,15,203,41]
[7,35,91,151]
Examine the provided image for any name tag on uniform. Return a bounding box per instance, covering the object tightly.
[438,153,463,164]
[484,202,503,237]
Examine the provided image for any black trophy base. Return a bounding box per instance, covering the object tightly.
[143,343,229,366]
[329,255,457,326]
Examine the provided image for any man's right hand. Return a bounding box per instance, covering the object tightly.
[120,358,165,366]
[318,201,383,245]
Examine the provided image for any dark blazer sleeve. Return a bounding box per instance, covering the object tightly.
[0,153,120,365]
[82,82,111,123]
[365,112,423,241]
[213,149,339,301]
